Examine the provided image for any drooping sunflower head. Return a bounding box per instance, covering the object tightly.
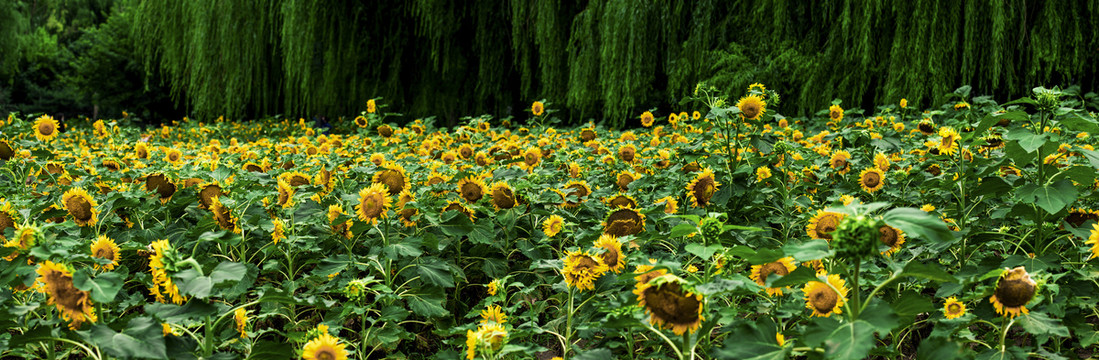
[737,95,766,120]
[873,153,890,171]
[34,115,60,142]
[830,150,851,174]
[749,257,797,296]
[937,127,960,156]
[36,261,97,329]
[198,183,224,210]
[90,236,121,271]
[685,168,720,208]
[277,179,295,208]
[62,188,99,227]
[580,128,597,142]
[457,176,488,203]
[209,196,239,233]
[489,181,517,211]
[604,193,638,209]
[859,168,885,193]
[442,200,476,222]
[594,234,626,273]
[355,183,392,225]
[878,225,906,256]
[806,210,845,241]
[377,124,394,138]
[602,207,646,237]
[943,297,966,319]
[0,139,15,161]
[145,174,177,203]
[828,104,844,122]
[615,170,637,191]
[542,215,564,238]
[372,162,408,196]
[302,333,349,360]
[918,118,935,136]
[655,196,678,214]
[0,200,16,236]
[990,266,1037,318]
[802,273,848,317]
[634,274,704,335]
[556,181,591,208]
[1066,208,1099,228]
[562,250,609,291]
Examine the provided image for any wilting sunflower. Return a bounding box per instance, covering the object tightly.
[519,147,542,171]
[942,297,966,319]
[830,150,852,174]
[640,111,655,127]
[372,162,408,196]
[873,153,891,171]
[685,168,720,208]
[277,179,295,208]
[937,127,960,156]
[480,305,507,324]
[208,196,239,233]
[354,116,368,128]
[989,266,1037,318]
[271,219,286,244]
[457,176,488,203]
[806,210,845,241]
[634,274,704,335]
[34,115,60,142]
[1085,223,1099,259]
[750,257,797,296]
[828,104,844,122]
[618,144,638,163]
[198,183,224,210]
[37,261,97,329]
[90,236,121,271]
[148,239,186,304]
[737,95,766,120]
[235,308,248,338]
[489,182,517,211]
[0,200,16,237]
[802,274,849,317]
[604,193,638,209]
[918,118,935,136]
[562,250,609,291]
[164,148,183,165]
[394,189,417,227]
[879,225,906,256]
[242,161,266,173]
[556,180,591,208]
[602,207,646,237]
[615,170,638,191]
[594,234,626,273]
[531,101,545,116]
[442,200,476,222]
[302,332,349,360]
[62,188,99,227]
[542,215,564,237]
[859,167,885,193]
[145,174,177,203]
[0,139,14,161]
[355,183,392,225]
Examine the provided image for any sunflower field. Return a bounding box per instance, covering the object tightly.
[1,84,1099,359]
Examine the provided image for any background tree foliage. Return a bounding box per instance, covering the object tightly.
[3,0,1099,125]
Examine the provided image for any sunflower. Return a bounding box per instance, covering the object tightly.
[396,189,417,227]
[355,183,391,225]
[655,196,678,214]
[457,176,488,203]
[367,99,377,113]
[1085,223,1099,259]
[0,139,14,161]
[580,128,597,142]
[604,193,638,209]
[937,127,960,156]
[878,225,906,256]
[594,234,626,273]
[243,161,266,173]
[806,210,845,241]
[602,207,646,237]
[562,250,609,291]
[917,118,935,136]
[277,179,295,208]
[271,219,286,244]
[634,259,666,287]
[90,236,121,271]
[164,148,183,165]
[198,183,224,209]
[458,144,474,160]
[859,167,885,193]
[302,333,349,360]
[34,115,60,142]
[634,274,704,335]
[830,150,852,174]
[943,297,966,319]
[737,95,766,120]
[615,170,637,191]
[36,261,97,329]
[466,323,508,360]
[755,166,772,182]
[442,200,476,222]
[748,82,766,93]
[685,168,720,207]
[519,147,542,171]
[989,267,1037,318]
[479,305,507,324]
[279,171,312,187]
[0,200,16,237]
[750,257,797,296]
[640,111,655,127]
[618,144,637,163]
[235,308,248,338]
[542,215,564,237]
[372,162,408,195]
[209,196,239,233]
[531,101,545,116]
[489,181,517,211]
[828,105,844,122]
[354,116,368,128]
[556,180,591,208]
[568,162,582,178]
[62,188,99,227]
[145,174,177,203]
[802,274,848,317]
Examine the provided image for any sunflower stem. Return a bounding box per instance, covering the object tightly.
[850,261,861,320]
[564,285,574,359]
[681,331,694,360]
[643,323,683,360]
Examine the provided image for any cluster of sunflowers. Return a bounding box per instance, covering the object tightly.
[1,83,1099,359]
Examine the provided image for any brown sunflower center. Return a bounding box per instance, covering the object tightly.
[45,270,85,311]
[862,172,881,187]
[146,175,177,200]
[38,121,56,136]
[810,286,839,314]
[245,164,264,173]
[461,182,483,202]
[0,212,13,234]
[946,303,962,314]
[743,103,762,119]
[360,195,384,219]
[581,129,596,142]
[1066,211,1099,227]
[760,262,790,280]
[815,215,839,240]
[832,158,848,169]
[0,141,15,160]
[460,147,473,158]
[94,246,114,260]
[169,152,180,162]
[918,122,934,134]
[829,110,841,120]
[316,348,336,360]
[616,174,634,190]
[376,170,405,195]
[524,152,538,166]
[691,177,715,205]
[378,126,393,137]
[599,247,620,268]
[994,279,1036,308]
[941,136,956,148]
[492,187,515,209]
[643,282,701,325]
[199,185,223,209]
[66,195,93,221]
[608,196,635,209]
[288,175,310,187]
[620,148,635,162]
[879,226,899,247]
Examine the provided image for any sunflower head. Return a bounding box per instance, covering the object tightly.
[806,210,845,241]
[685,168,720,207]
[542,215,564,237]
[302,333,349,360]
[145,174,177,203]
[37,261,97,329]
[457,176,488,203]
[594,234,626,273]
[34,115,60,142]
[604,193,638,209]
[62,188,99,227]
[209,196,239,233]
[830,150,851,174]
[737,95,766,120]
[198,183,224,210]
[750,257,797,296]
[355,183,392,225]
[640,111,655,127]
[164,148,183,165]
[0,139,15,161]
[90,236,121,271]
[372,162,408,195]
[990,267,1037,318]
[520,147,542,171]
[602,207,646,237]
[442,200,476,222]
[562,250,609,291]
[918,118,935,136]
[878,225,906,256]
[618,144,637,163]
[828,104,844,122]
[489,182,517,211]
[943,297,966,319]
[531,101,545,117]
[615,171,637,191]
[832,215,883,260]
[277,179,295,208]
[859,167,885,193]
[803,274,848,317]
[279,171,312,187]
[634,274,704,335]
[556,181,591,208]
[479,305,507,325]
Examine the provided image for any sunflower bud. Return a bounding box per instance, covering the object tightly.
[1034,87,1061,112]
[831,215,881,260]
[698,217,724,241]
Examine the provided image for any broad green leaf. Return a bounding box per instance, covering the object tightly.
[669,223,697,238]
[1015,180,1077,215]
[437,212,474,237]
[467,220,495,246]
[407,296,450,318]
[1017,312,1070,344]
[892,291,935,319]
[695,275,763,296]
[973,176,1012,197]
[247,341,294,360]
[1077,148,1099,169]
[573,348,614,360]
[823,320,876,359]
[916,337,966,360]
[417,261,455,288]
[783,239,833,262]
[209,261,247,285]
[684,243,723,259]
[767,266,820,288]
[145,300,218,324]
[174,269,212,299]
[901,261,957,283]
[859,298,899,334]
[1004,128,1046,153]
[883,207,954,243]
[72,270,123,303]
[87,317,168,359]
[385,237,423,258]
[712,319,788,360]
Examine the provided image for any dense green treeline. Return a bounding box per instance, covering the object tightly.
[3,1,1099,125]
